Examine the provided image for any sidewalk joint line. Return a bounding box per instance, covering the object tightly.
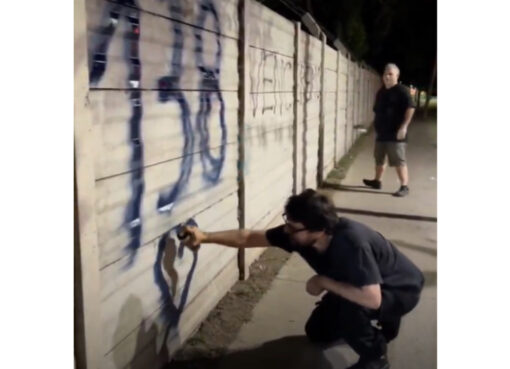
[335,207,437,222]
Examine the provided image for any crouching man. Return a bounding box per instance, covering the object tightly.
[182,189,424,369]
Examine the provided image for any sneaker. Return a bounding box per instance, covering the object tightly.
[392,185,409,197]
[363,179,382,189]
[347,356,390,369]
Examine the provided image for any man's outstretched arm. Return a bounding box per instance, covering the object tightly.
[181,226,272,249]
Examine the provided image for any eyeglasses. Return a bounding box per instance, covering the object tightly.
[282,213,307,234]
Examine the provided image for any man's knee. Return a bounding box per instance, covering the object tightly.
[304,315,324,343]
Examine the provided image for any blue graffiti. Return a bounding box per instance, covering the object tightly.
[154,219,199,339]
[157,0,227,212]
[86,0,232,356]
[88,0,145,267]
[124,6,145,267]
[88,4,117,85]
[89,0,227,264]
[195,0,227,183]
[156,0,194,214]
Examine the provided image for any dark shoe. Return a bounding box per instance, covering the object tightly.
[363,179,382,189]
[347,355,390,369]
[392,185,409,197]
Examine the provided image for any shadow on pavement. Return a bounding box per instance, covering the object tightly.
[334,208,437,223]
[323,183,395,196]
[422,270,437,288]
[167,335,349,369]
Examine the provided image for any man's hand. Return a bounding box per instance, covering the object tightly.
[180,226,206,250]
[397,127,407,140]
[306,275,326,296]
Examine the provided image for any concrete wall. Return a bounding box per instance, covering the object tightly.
[244,2,295,268]
[74,1,380,368]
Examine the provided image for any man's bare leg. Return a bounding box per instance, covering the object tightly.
[375,165,386,181]
[395,165,408,186]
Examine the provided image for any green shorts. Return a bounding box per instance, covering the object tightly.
[374,141,407,167]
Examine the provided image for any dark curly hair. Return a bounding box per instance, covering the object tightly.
[284,189,339,234]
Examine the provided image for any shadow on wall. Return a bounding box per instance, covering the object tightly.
[166,335,349,369]
[111,295,169,369]
[112,295,143,368]
[112,295,173,369]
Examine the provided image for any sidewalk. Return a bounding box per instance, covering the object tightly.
[226,117,436,369]
[175,116,437,369]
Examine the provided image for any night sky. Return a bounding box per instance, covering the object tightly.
[259,0,437,90]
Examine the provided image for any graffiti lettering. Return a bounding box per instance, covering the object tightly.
[250,50,293,117]
[302,64,321,102]
[194,0,227,183]
[89,0,227,338]
[156,0,194,214]
[157,0,227,211]
[90,0,227,263]
[88,0,145,266]
[87,0,220,355]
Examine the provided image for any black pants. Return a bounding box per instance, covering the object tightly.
[305,287,422,359]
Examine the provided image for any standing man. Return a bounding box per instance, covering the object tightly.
[363,63,416,197]
[182,189,424,369]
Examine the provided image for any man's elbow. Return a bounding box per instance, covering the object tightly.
[243,230,270,248]
[240,229,253,247]
[363,286,382,310]
[368,294,382,310]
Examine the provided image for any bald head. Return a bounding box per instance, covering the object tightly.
[383,63,400,89]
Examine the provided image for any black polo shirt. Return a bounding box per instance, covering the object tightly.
[266,217,424,292]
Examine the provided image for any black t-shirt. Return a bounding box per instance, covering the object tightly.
[373,84,416,142]
[266,217,424,292]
